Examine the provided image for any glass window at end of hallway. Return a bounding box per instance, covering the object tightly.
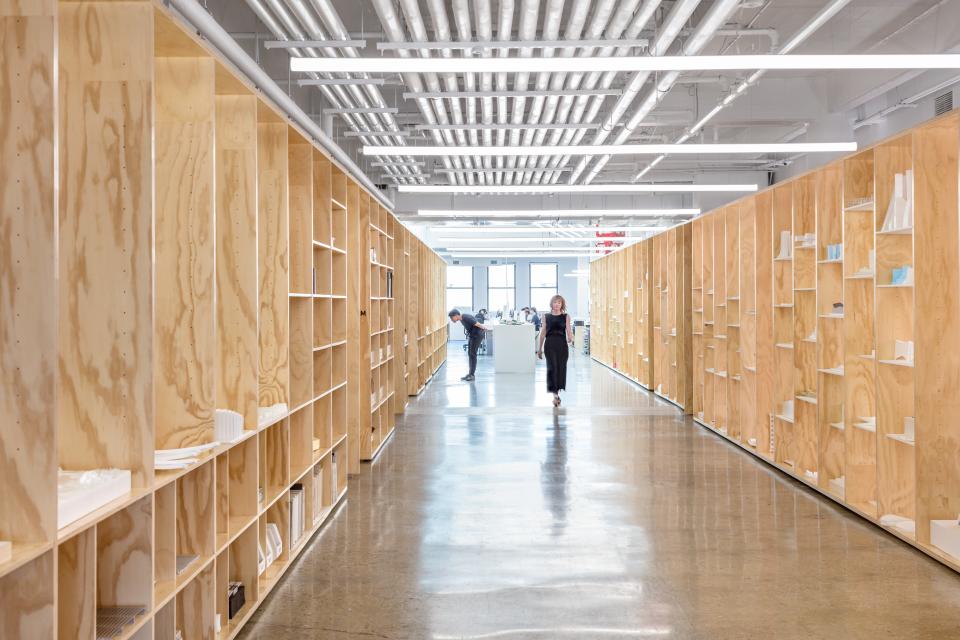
[529,263,558,313]
[446,265,473,311]
[488,264,515,313]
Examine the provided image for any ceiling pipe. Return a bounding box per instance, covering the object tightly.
[538,0,662,184]
[370,0,466,185]
[450,0,483,165]
[565,0,700,184]
[502,0,540,185]
[164,0,394,207]
[511,0,565,184]
[402,0,478,185]
[581,0,743,183]
[633,0,854,182]
[254,0,415,183]
[525,0,619,184]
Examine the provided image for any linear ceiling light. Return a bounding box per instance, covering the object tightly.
[402,185,755,194]
[444,247,628,254]
[415,123,601,132]
[416,209,699,217]
[430,226,667,233]
[291,54,960,75]
[438,237,646,244]
[364,142,856,157]
[403,89,621,100]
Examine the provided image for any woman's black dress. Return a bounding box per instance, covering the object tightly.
[543,313,569,393]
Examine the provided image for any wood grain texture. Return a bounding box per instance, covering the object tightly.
[877,364,915,521]
[288,142,313,295]
[177,461,215,558]
[347,182,362,471]
[154,56,216,450]
[914,113,960,542]
[0,1,57,545]
[177,563,215,640]
[0,549,53,638]
[228,438,257,528]
[257,121,290,408]
[58,528,95,639]
[288,298,312,409]
[756,191,775,456]
[154,482,176,588]
[215,94,259,428]
[313,152,332,245]
[97,495,152,607]
[58,1,154,487]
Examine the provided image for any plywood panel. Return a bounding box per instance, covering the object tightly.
[215,94,259,428]
[58,529,95,640]
[347,181,362,472]
[97,495,152,608]
[914,112,960,543]
[257,121,290,408]
[59,1,154,487]
[0,550,54,638]
[288,141,313,295]
[154,56,216,450]
[0,1,57,545]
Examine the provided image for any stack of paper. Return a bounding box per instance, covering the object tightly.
[154,443,218,471]
[59,468,132,529]
[258,403,288,428]
[290,484,305,547]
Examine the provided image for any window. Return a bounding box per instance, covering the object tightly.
[487,264,515,313]
[529,263,558,313]
[446,265,473,311]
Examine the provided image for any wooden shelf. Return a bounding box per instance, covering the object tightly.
[0,5,450,638]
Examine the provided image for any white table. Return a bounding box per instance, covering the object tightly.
[493,323,536,373]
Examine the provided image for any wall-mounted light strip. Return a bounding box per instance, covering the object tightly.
[416,209,699,217]
[364,142,856,157]
[402,185,755,194]
[291,54,960,75]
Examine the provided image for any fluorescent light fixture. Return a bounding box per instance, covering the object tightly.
[417,209,699,217]
[438,237,644,244]
[564,272,591,278]
[291,54,960,75]
[365,142,856,157]
[402,184,756,194]
[431,226,666,234]
[451,253,611,258]
[444,246,617,251]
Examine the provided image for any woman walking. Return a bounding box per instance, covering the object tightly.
[537,295,575,407]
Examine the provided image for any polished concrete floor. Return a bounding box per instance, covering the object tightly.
[238,349,960,639]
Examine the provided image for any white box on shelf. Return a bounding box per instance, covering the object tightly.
[931,519,960,560]
[903,416,915,441]
[258,403,288,429]
[880,513,916,536]
[894,340,914,362]
[58,468,132,530]
[266,523,283,558]
[0,540,11,564]
[257,542,266,575]
[777,230,792,260]
[215,409,244,442]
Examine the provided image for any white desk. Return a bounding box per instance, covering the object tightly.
[493,323,536,373]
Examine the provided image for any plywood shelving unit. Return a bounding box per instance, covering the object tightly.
[684,111,960,572]
[0,2,445,638]
[589,109,960,575]
[590,228,691,411]
[413,241,450,396]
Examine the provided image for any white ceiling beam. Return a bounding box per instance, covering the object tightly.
[365,143,857,157]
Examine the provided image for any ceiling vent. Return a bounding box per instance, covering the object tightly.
[936,91,953,116]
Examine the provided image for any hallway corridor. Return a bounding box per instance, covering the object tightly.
[238,352,960,639]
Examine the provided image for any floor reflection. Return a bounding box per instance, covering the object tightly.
[237,348,960,640]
